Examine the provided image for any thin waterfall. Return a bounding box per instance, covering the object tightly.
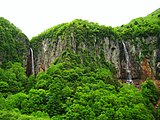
[122,41,133,84]
[30,48,35,75]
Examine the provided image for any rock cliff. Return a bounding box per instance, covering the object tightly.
[30,8,160,80]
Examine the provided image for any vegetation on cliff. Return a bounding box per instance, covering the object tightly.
[116,8,160,39]
[31,19,116,43]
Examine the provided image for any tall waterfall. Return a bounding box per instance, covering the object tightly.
[122,41,133,84]
[30,48,35,75]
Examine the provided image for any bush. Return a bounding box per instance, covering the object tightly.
[141,79,160,105]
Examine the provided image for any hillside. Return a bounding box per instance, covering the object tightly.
[0,17,29,69]
[0,8,160,120]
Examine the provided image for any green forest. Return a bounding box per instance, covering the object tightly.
[0,8,160,120]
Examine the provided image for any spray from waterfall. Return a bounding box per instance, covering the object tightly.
[122,41,133,84]
[30,48,35,75]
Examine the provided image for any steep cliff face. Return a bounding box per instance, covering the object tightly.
[0,17,30,68]
[120,36,158,79]
[31,20,119,76]
[31,8,160,80]
[118,8,160,79]
[33,35,120,76]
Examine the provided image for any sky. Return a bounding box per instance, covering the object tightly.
[0,0,160,39]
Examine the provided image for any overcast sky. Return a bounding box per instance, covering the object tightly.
[0,0,160,39]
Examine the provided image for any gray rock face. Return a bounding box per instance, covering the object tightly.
[32,33,159,80]
[33,36,121,76]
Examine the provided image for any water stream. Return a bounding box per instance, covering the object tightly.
[30,48,35,75]
[122,41,133,84]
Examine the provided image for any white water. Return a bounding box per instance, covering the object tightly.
[122,41,133,84]
[30,48,35,75]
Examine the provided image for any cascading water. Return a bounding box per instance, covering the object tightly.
[122,41,133,84]
[30,48,35,75]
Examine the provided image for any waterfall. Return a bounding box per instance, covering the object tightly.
[30,48,35,75]
[122,41,133,84]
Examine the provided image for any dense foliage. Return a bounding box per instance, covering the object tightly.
[0,62,31,96]
[31,19,116,43]
[0,61,160,119]
[0,17,29,69]
[116,8,160,39]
